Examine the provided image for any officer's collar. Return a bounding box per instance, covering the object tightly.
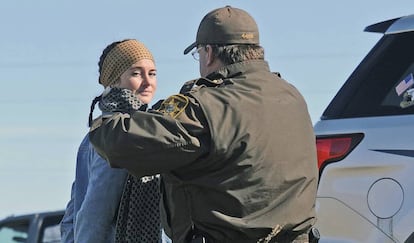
[207,59,270,80]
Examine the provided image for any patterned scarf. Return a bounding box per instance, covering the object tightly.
[88,87,146,126]
[99,87,145,114]
[115,175,161,243]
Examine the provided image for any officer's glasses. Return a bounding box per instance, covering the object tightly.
[191,46,203,61]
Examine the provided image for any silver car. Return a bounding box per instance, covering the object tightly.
[314,14,414,243]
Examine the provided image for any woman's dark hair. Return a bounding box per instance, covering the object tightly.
[91,39,131,127]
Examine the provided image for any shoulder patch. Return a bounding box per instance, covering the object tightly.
[156,94,189,118]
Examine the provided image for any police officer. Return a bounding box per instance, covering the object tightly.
[90,6,318,243]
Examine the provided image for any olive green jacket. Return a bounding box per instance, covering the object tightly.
[89,60,318,242]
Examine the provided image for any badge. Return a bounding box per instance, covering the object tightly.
[157,94,189,118]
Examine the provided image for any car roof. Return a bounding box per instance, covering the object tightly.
[0,210,65,226]
[365,14,414,34]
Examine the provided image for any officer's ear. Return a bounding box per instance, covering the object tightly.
[205,45,215,66]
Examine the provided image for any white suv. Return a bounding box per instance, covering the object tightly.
[314,14,414,243]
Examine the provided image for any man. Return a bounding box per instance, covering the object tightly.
[90,6,318,242]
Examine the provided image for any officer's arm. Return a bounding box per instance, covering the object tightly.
[89,95,209,177]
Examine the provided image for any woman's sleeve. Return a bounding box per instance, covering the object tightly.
[60,182,75,243]
[74,146,128,242]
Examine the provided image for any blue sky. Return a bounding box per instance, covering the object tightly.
[0,0,412,218]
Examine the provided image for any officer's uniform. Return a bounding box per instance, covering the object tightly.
[89,59,318,242]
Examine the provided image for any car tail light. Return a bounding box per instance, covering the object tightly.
[316,133,364,173]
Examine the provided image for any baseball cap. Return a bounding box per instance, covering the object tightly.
[183,6,259,55]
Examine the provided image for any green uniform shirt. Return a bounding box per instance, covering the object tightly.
[89,60,318,243]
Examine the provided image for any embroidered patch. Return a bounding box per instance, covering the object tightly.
[157,94,189,118]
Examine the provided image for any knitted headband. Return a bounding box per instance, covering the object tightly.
[99,39,154,87]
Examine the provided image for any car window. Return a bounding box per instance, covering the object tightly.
[0,224,29,243]
[322,31,414,119]
[39,214,62,243]
[383,63,414,108]
[41,224,60,243]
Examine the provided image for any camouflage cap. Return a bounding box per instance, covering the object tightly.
[184,6,259,55]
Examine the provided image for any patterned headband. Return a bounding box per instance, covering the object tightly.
[99,39,154,87]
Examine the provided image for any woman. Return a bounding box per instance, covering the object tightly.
[61,39,164,242]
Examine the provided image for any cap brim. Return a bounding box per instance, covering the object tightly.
[183,42,197,55]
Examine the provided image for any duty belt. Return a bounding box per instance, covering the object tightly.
[189,228,320,243]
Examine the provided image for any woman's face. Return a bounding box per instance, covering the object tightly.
[117,59,157,104]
